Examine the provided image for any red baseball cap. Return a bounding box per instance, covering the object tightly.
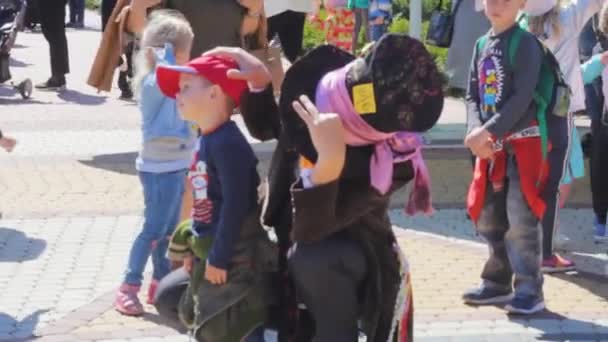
[156,56,248,106]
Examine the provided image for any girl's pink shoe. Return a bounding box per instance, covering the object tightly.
[147,279,159,305]
[114,284,144,316]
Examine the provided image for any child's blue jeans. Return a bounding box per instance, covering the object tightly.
[124,170,187,286]
[475,155,543,299]
[370,23,388,41]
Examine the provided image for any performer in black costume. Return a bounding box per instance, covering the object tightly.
[155,34,444,342]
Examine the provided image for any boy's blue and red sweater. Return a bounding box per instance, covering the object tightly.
[174,121,260,269]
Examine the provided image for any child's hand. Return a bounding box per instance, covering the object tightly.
[0,136,17,153]
[183,255,194,274]
[205,261,227,285]
[465,127,493,159]
[472,140,495,160]
[292,95,346,185]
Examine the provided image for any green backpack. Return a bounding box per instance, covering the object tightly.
[476,20,570,161]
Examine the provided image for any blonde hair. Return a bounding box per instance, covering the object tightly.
[528,1,564,40]
[133,10,194,95]
[600,2,608,35]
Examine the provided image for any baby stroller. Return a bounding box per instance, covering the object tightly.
[0,0,32,99]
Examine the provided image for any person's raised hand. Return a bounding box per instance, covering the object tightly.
[203,47,272,90]
[131,0,162,10]
[292,95,346,185]
[237,0,263,12]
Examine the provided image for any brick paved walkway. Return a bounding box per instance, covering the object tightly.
[0,9,606,342]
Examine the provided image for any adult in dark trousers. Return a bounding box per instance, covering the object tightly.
[445,0,489,95]
[444,0,490,168]
[580,15,608,241]
[67,0,85,28]
[101,0,117,30]
[36,0,69,90]
[101,0,134,99]
[127,0,264,58]
[24,0,41,30]
[265,0,313,63]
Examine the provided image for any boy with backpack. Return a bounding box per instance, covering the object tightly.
[463,0,569,315]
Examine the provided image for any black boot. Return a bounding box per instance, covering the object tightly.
[35,75,66,91]
[118,71,133,100]
[0,53,11,83]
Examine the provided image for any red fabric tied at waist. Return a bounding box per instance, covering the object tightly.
[467,136,549,224]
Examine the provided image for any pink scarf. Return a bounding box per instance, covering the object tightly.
[315,62,434,215]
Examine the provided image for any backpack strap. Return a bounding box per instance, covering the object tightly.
[508,26,523,66]
[508,25,550,161]
[476,32,490,57]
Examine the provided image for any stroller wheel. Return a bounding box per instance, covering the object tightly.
[16,79,32,99]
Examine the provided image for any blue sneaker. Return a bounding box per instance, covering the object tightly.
[505,294,545,315]
[593,219,608,242]
[462,285,513,305]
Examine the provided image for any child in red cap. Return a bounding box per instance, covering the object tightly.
[155,56,276,341]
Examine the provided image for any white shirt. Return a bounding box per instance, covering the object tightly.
[264,0,314,17]
[536,0,603,113]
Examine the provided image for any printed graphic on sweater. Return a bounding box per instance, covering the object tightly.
[478,55,505,115]
[189,159,213,224]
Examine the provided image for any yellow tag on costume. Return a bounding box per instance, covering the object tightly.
[352,83,377,115]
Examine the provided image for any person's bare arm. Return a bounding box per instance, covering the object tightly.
[127,0,161,35]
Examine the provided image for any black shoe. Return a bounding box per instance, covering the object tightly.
[119,88,134,100]
[118,71,133,100]
[35,77,66,91]
[462,285,513,305]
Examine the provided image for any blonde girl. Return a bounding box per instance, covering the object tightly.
[115,10,197,316]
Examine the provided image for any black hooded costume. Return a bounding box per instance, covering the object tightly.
[155,34,444,342]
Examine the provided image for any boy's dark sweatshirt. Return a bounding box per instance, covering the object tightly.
[194,121,260,269]
[466,24,543,137]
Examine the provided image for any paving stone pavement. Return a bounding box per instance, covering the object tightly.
[0,9,606,342]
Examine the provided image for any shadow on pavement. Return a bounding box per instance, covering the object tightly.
[551,271,608,301]
[141,311,188,334]
[9,57,31,68]
[0,309,49,340]
[58,89,107,106]
[509,311,608,341]
[79,152,137,175]
[0,227,46,262]
[65,26,101,33]
[0,87,47,105]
